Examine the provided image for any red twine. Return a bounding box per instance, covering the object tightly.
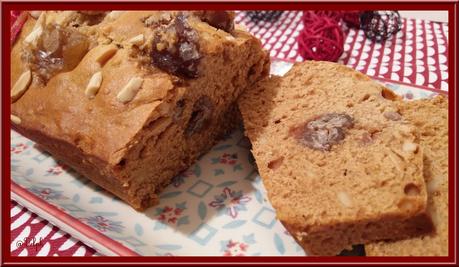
[302,11,343,25]
[298,13,344,62]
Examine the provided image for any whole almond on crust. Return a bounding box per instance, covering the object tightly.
[11,70,32,102]
[128,34,145,46]
[24,26,43,45]
[11,115,21,125]
[116,77,144,103]
[24,12,46,45]
[95,45,118,66]
[85,72,103,99]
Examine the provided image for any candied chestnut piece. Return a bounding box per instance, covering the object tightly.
[151,13,201,79]
[192,11,235,32]
[24,23,89,82]
[292,113,354,151]
[185,96,214,136]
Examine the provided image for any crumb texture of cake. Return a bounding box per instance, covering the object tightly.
[238,61,433,256]
[366,95,449,256]
[11,11,269,210]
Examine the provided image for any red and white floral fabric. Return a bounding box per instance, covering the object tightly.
[235,11,449,91]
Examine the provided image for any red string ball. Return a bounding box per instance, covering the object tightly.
[298,14,344,62]
[302,10,343,24]
[342,11,362,28]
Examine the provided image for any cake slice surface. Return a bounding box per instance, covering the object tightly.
[238,61,433,255]
[366,96,448,256]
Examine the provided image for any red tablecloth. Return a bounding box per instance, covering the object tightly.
[11,11,449,256]
[10,201,98,256]
[235,11,449,91]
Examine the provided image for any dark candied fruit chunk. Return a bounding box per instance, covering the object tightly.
[151,13,201,79]
[291,113,354,151]
[23,23,89,82]
[185,96,214,136]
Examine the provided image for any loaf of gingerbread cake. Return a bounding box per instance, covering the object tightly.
[11,11,269,210]
[366,95,449,256]
[238,61,433,255]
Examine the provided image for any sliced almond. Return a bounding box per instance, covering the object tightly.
[337,191,352,207]
[85,71,103,99]
[33,12,46,30]
[128,34,145,46]
[24,26,43,45]
[11,115,21,125]
[402,142,418,153]
[24,12,46,45]
[427,176,442,194]
[11,70,32,102]
[94,45,118,66]
[116,77,144,103]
